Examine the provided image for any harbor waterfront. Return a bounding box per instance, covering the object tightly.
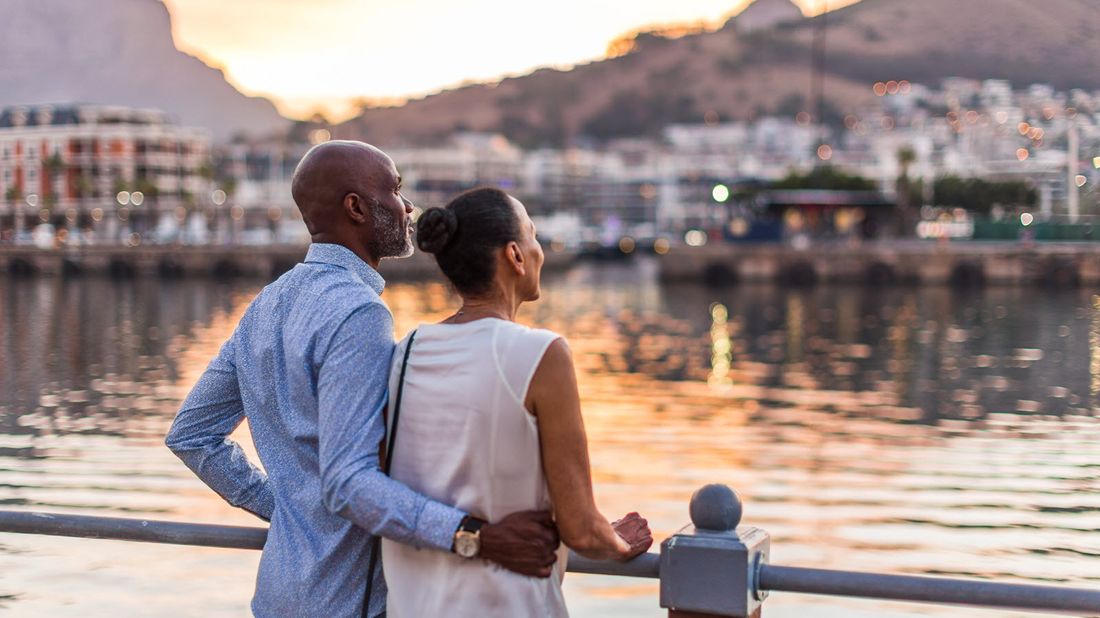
[1,259,1099,616]
[658,241,1100,287]
[0,244,578,279]
[4,239,1100,286]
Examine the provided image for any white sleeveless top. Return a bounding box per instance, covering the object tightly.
[381,318,569,618]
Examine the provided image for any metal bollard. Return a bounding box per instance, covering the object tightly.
[660,484,770,618]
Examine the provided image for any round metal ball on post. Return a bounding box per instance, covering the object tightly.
[689,484,743,532]
[661,484,770,618]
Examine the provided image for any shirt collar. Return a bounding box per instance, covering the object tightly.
[305,243,386,295]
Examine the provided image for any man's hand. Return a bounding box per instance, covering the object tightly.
[479,510,560,578]
[611,512,653,560]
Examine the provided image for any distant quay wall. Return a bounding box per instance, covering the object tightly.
[6,242,1098,287]
[0,244,577,280]
[657,241,1100,287]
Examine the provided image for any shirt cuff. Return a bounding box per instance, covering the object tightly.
[242,485,276,522]
[418,501,466,552]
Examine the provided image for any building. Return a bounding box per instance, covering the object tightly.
[214,136,311,245]
[389,133,525,210]
[0,104,213,244]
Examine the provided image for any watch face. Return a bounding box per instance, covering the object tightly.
[455,532,479,558]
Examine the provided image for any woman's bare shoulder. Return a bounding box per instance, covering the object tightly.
[526,338,578,414]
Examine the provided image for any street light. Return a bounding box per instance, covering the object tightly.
[712,184,730,203]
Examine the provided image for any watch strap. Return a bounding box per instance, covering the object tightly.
[458,516,485,535]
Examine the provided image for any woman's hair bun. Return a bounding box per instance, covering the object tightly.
[416,207,459,254]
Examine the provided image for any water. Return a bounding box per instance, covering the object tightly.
[1,259,1099,617]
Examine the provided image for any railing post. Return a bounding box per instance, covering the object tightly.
[660,484,770,618]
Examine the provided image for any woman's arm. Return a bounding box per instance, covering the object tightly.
[526,339,653,561]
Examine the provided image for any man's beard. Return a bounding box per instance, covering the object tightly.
[370,201,413,259]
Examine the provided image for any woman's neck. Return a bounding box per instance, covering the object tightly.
[446,292,518,324]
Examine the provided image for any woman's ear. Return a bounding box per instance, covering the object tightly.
[506,241,526,276]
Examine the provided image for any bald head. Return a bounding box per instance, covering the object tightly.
[291,140,392,235]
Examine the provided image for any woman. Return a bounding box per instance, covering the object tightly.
[381,187,653,617]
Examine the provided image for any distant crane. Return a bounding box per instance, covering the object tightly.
[811,0,829,160]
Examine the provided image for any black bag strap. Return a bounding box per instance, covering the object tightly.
[362,330,417,618]
[383,330,416,475]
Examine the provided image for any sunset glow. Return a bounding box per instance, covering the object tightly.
[162,0,860,120]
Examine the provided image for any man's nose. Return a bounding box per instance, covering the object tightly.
[402,195,413,213]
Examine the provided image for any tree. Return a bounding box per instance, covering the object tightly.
[135,177,160,199]
[43,152,65,174]
[196,161,215,182]
[41,153,66,203]
[772,166,877,191]
[74,172,95,199]
[895,147,917,235]
[897,147,916,178]
[6,185,23,238]
[221,177,238,199]
[932,176,1037,214]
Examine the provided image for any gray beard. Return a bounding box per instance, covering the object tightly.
[371,201,413,259]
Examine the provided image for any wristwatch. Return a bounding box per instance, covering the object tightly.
[453,516,486,559]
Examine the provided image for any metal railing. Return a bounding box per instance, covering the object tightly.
[2,484,1099,616]
[0,509,659,580]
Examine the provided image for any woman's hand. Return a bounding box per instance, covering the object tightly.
[611,512,653,560]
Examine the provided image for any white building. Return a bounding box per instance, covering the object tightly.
[389,133,525,210]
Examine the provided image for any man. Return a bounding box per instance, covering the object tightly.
[166,141,559,617]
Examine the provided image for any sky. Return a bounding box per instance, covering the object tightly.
[161,0,860,120]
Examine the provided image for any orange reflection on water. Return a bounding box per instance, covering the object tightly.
[1091,295,1100,409]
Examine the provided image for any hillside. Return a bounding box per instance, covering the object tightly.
[0,0,287,139]
[335,0,1100,148]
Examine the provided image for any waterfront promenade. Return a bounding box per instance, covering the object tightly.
[5,240,1100,287]
[657,240,1100,287]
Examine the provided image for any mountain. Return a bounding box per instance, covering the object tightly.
[0,0,287,139]
[336,0,1100,148]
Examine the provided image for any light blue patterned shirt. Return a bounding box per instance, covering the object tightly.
[166,243,465,618]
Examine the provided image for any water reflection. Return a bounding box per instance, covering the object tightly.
[0,278,256,442]
[0,261,1099,617]
[708,303,732,389]
[1091,295,1100,409]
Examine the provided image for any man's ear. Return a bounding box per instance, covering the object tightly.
[506,241,525,276]
[344,192,370,224]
